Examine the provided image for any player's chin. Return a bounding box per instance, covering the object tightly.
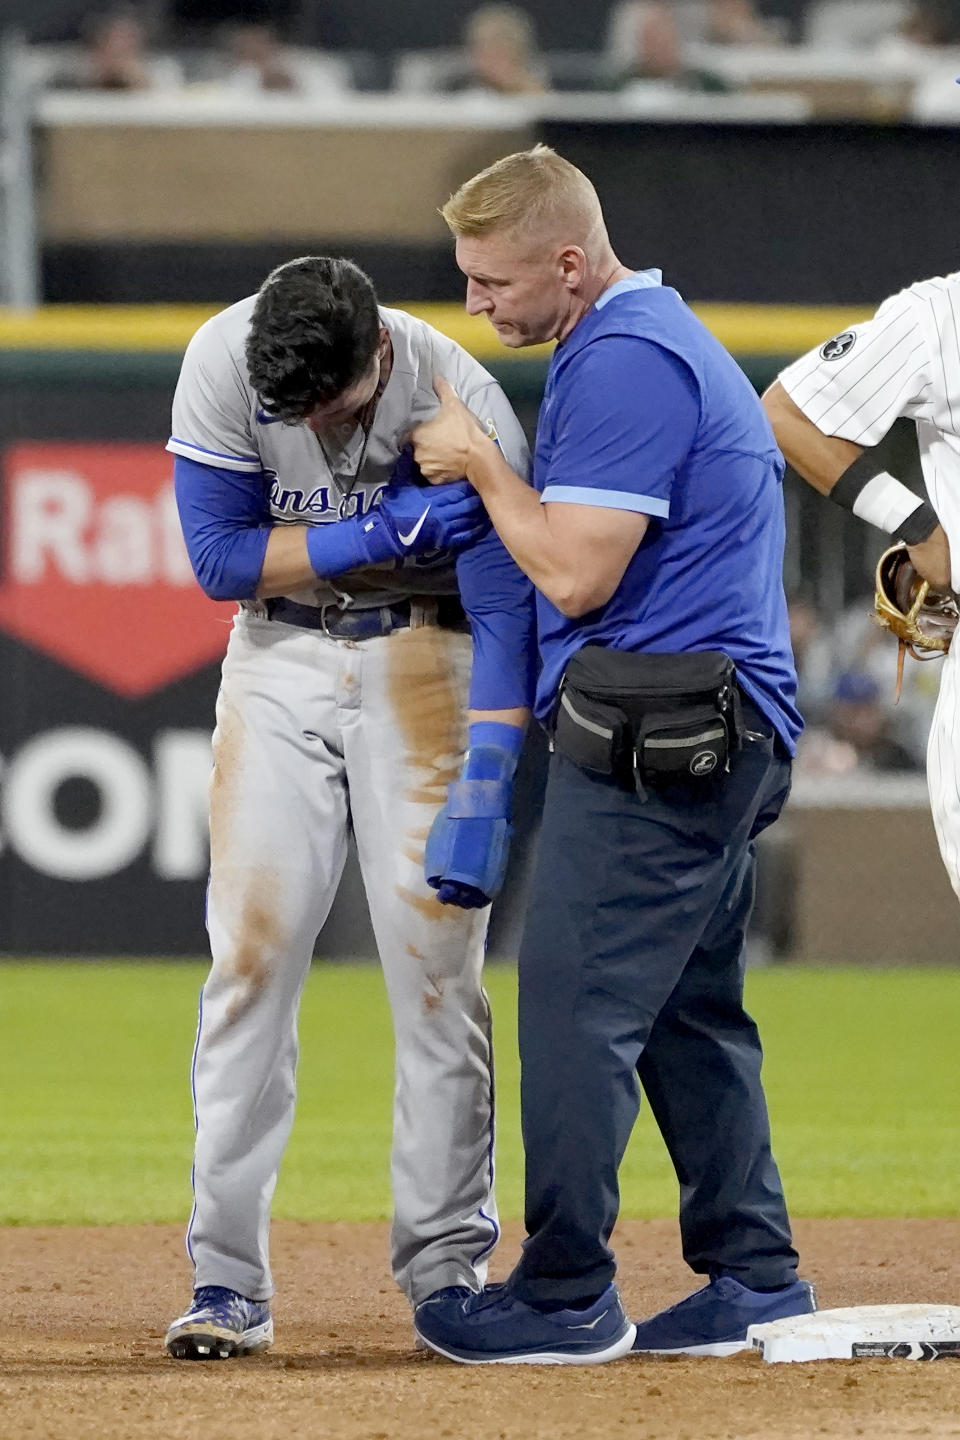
[490,323,529,349]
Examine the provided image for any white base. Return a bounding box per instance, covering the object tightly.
[748,1305,960,1363]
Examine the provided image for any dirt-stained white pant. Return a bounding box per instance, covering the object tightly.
[928,637,960,902]
[187,608,498,1306]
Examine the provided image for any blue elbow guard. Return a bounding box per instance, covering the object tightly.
[425,723,523,908]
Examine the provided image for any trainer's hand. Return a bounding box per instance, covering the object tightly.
[411,377,490,485]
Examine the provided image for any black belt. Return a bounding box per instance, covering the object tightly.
[264,595,468,639]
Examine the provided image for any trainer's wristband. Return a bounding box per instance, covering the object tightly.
[830,452,940,543]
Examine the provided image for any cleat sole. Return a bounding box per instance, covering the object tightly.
[165,1317,273,1361]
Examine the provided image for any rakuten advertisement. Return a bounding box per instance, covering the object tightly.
[0,443,233,953]
[0,444,232,695]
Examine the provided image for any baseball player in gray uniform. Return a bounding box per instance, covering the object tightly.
[162,256,534,1359]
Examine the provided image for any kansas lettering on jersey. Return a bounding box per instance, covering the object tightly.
[264,472,385,521]
[779,272,960,587]
[166,300,530,610]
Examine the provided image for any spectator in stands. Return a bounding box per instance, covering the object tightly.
[795,670,920,777]
[787,592,835,725]
[872,0,960,55]
[49,6,181,92]
[827,591,939,767]
[446,4,548,96]
[900,0,960,45]
[607,2,731,90]
[874,0,960,118]
[218,22,350,97]
[705,0,782,45]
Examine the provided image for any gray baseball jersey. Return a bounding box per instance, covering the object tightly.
[166,297,531,1324]
[167,298,530,608]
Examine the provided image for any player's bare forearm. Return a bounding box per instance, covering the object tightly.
[762,380,862,494]
[255,525,312,598]
[907,527,953,590]
[469,707,529,729]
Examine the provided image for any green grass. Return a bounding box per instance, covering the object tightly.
[0,962,956,1225]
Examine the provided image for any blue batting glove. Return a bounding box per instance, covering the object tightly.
[306,472,487,577]
[425,721,524,909]
[375,475,487,557]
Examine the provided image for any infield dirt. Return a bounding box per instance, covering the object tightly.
[2,1219,958,1439]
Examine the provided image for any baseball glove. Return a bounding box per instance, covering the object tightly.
[873,543,958,698]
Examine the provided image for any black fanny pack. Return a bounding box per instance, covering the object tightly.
[553,646,744,796]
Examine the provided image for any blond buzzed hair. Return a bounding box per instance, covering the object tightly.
[440,144,606,247]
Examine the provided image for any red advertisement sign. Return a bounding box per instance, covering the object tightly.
[0,443,234,696]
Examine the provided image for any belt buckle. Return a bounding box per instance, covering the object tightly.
[319,601,344,638]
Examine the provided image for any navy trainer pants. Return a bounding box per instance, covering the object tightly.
[511,709,799,1305]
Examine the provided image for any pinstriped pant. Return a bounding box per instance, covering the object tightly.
[927,638,960,902]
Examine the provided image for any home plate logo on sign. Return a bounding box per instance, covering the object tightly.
[0,443,234,696]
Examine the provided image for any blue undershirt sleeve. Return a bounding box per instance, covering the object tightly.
[542,338,701,516]
[173,455,271,602]
[455,525,537,712]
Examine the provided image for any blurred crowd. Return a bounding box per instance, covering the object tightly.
[788,590,939,779]
[17,1,960,118]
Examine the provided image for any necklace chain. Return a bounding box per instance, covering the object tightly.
[314,371,387,519]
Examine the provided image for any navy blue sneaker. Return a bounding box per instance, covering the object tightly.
[414,1282,636,1365]
[165,1285,273,1360]
[631,1276,816,1357]
[413,1286,479,1349]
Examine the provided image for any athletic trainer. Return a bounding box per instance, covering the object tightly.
[163,256,535,1359]
[410,145,816,1365]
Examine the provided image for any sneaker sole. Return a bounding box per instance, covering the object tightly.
[165,1318,274,1360]
[632,1338,748,1358]
[415,1322,637,1366]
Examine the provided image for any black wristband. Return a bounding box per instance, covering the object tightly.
[893,500,940,546]
[830,450,937,538]
[830,450,883,512]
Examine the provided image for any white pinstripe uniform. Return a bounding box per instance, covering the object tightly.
[778,272,960,898]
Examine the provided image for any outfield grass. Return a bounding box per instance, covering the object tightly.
[0,962,956,1226]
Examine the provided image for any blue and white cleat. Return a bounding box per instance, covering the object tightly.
[631,1276,817,1357]
[414,1282,636,1365]
[164,1285,273,1360]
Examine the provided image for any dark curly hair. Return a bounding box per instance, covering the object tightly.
[245,256,381,424]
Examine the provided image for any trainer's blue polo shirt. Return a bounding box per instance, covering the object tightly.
[534,271,801,753]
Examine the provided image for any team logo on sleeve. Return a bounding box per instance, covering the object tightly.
[820,331,857,361]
